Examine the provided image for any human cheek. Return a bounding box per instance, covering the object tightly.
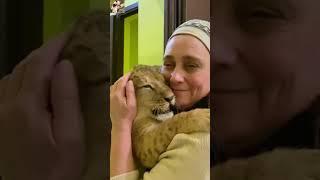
[189,75,209,96]
[198,70,210,89]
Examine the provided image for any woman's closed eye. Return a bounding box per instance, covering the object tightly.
[186,63,199,68]
[163,62,174,70]
[184,63,200,72]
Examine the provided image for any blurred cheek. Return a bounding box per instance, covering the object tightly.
[244,44,298,83]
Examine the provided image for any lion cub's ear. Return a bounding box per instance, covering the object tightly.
[132,64,162,73]
[132,64,144,71]
[150,65,162,73]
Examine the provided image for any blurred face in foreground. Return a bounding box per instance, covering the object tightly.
[213,0,320,153]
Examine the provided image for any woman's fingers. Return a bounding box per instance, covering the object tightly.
[111,73,132,102]
[110,73,136,124]
[126,80,136,107]
[115,73,131,96]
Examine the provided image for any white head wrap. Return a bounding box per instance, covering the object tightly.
[169,19,210,52]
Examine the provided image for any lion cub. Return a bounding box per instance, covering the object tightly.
[130,65,210,168]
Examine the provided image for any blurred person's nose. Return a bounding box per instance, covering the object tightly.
[213,37,238,70]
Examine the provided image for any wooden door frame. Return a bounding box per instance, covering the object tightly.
[110,2,138,83]
[163,0,186,47]
[0,0,43,78]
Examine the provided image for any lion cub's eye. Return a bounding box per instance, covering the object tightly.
[142,85,153,89]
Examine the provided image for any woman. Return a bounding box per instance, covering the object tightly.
[110,19,210,180]
[212,0,320,170]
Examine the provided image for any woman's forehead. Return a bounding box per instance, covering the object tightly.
[165,35,208,53]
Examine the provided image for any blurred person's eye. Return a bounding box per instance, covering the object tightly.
[246,7,284,21]
[236,5,289,35]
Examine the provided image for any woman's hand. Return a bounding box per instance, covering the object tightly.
[110,73,138,177]
[110,73,137,131]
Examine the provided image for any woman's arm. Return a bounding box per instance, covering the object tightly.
[111,132,210,180]
[109,73,137,177]
[110,127,137,177]
[142,133,210,180]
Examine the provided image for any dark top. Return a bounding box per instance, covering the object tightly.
[173,94,210,113]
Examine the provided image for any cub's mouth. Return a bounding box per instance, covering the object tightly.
[152,105,175,121]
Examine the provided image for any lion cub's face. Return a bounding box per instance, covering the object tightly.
[130,65,175,121]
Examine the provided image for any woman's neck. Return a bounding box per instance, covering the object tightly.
[178,95,210,112]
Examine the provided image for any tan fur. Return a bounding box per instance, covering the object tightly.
[130,65,210,168]
[60,10,110,180]
[212,148,320,180]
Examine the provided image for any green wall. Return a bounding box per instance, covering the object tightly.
[123,0,164,73]
[123,0,139,73]
[43,0,106,42]
[138,0,164,66]
[123,14,138,73]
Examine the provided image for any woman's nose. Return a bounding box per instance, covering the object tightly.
[170,70,184,83]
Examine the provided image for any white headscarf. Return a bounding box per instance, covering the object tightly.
[169,19,210,52]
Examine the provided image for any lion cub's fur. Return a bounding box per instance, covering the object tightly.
[130,65,210,168]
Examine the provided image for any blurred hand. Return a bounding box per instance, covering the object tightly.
[0,33,85,180]
[110,73,137,132]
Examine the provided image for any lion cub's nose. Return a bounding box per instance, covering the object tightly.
[164,96,174,103]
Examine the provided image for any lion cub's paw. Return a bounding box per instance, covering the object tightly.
[189,108,210,132]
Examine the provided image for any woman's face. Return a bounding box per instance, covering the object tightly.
[213,0,320,149]
[161,35,210,110]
